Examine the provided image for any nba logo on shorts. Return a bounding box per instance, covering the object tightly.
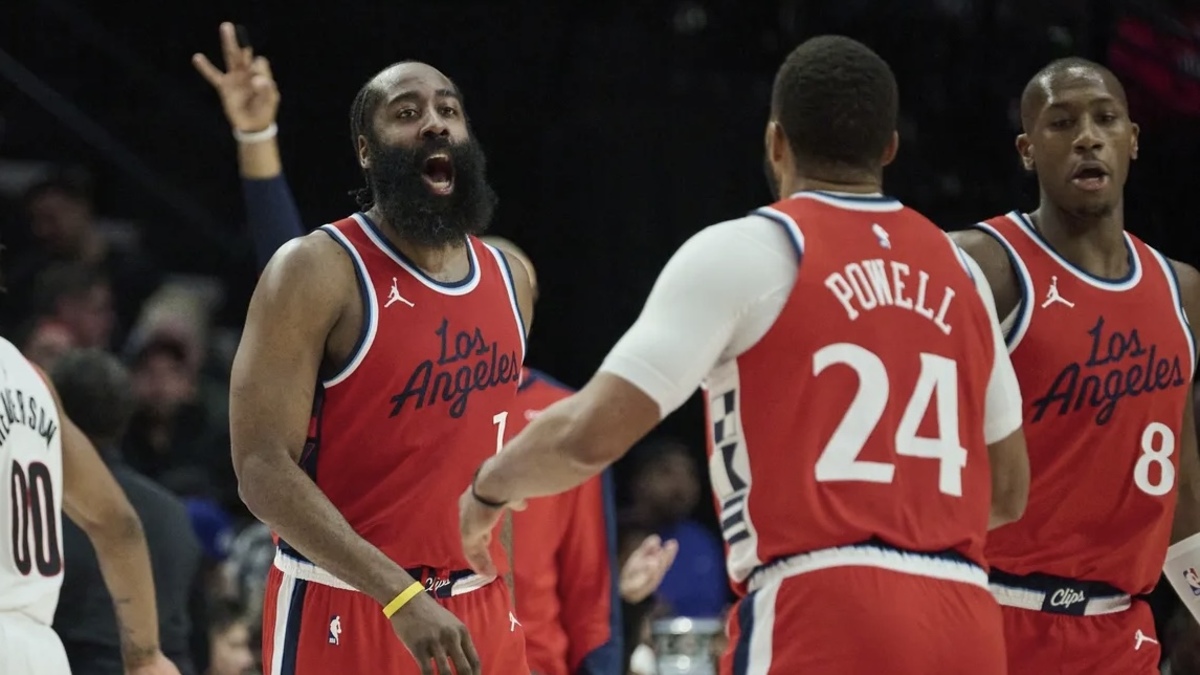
[328,615,342,645]
[1183,568,1200,596]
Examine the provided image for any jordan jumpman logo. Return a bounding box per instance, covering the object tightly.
[1041,275,1074,309]
[385,277,414,308]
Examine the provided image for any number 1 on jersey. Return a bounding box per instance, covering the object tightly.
[813,343,968,496]
[492,411,508,454]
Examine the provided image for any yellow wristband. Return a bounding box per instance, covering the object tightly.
[382,581,425,619]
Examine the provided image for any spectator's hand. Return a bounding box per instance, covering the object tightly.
[620,534,678,603]
[125,651,182,675]
[192,22,280,134]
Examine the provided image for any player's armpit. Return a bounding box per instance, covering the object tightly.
[33,366,165,668]
[475,373,660,504]
[230,234,419,606]
[986,427,1029,529]
[950,229,1021,319]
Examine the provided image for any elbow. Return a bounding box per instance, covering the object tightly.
[233,447,294,525]
[88,502,146,552]
[989,476,1029,530]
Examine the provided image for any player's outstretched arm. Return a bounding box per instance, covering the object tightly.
[1163,260,1200,623]
[231,235,480,675]
[958,251,1029,528]
[32,368,180,675]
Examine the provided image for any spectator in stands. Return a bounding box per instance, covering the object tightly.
[4,169,161,339]
[49,349,206,675]
[30,262,115,350]
[15,316,76,371]
[122,333,238,515]
[204,601,255,675]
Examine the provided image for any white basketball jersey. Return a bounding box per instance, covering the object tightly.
[0,338,64,625]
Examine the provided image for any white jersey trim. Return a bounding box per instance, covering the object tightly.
[272,550,496,597]
[1008,211,1143,291]
[351,213,482,296]
[482,242,527,361]
[790,190,904,213]
[989,583,1131,616]
[971,221,1035,351]
[1147,247,1197,379]
[318,225,379,388]
[747,544,989,594]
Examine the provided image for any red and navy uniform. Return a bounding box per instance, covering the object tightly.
[713,192,1006,674]
[261,213,530,675]
[509,368,622,675]
[975,211,1195,675]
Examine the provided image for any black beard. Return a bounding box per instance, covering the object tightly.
[366,135,498,247]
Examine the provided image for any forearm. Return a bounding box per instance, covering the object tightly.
[239,452,418,605]
[88,512,162,667]
[240,145,305,272]
[237,137,282,179]
[475,401,610,505]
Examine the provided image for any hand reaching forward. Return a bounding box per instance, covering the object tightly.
[193,22,280,134]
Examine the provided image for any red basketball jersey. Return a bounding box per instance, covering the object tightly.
[706,192,1000,594]
[976,211,1195,596]
[287,213,525,574]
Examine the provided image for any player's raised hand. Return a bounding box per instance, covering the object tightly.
[192,22,280,134]
[619,534,679,603]
[125,651,183,675]
[389,592,481,675]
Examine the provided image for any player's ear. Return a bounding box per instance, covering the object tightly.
[765,120,787,165]
[357,135,371,170]
[1130,122,1140,161]
[880,131,899,168]
[1015,133,1035,172]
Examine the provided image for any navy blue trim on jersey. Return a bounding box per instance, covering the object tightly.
[806,190,899,204]
[356,212,476,289]
[279,579,309,675]
[578,468,625,674]
[493,246,528,347]
[731,589,759,675]
[519,367,574,394]
[317,226,372,378]
[968,224,1030,348]
[1012,211,1138,286]
[750,209,805,262]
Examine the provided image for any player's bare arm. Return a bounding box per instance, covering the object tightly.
[34,367,180,675]
[231,234,481,674]
[951,229,1022,319]
[1162,259,1200,623]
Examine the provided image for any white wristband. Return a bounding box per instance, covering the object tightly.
[233,123,278,143]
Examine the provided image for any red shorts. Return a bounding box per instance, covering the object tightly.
[261,563,529,675]
[1001,600,1160,675]
[721,566,1006,674]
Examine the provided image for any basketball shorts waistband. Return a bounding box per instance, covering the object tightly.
[747,539,988,594]
[273,549,496,598]
[989,568,1133,617]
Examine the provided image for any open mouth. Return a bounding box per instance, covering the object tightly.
[1071,164,1109,192]
[421,154,455,195]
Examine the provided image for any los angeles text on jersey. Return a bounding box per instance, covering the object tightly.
[0,386,58,450]
[389,316,521,419]
[1030,315,1188,426]
[825,258,956,334]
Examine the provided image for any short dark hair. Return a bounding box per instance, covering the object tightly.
[49,349,135,447]
[1019,57,1128,131]
[771,35,898,175]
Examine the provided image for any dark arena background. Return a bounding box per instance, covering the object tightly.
[3,0,1200,673]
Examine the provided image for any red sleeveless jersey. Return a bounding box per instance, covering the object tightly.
[705,192,999,594]
[291,213,525,574]
[976,211,1195,595]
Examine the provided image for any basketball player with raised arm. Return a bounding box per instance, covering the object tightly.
[953,58,1200,674]
[460,35,1030,674]
[208,42,534,675]
[0,336,180,675]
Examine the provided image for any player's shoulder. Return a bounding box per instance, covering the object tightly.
[260,230,355,292]
[1166,257,1200,318]
[690,214,797,259]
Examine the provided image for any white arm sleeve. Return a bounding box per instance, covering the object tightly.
[960,251,1025,443]
[599,216,797,418]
